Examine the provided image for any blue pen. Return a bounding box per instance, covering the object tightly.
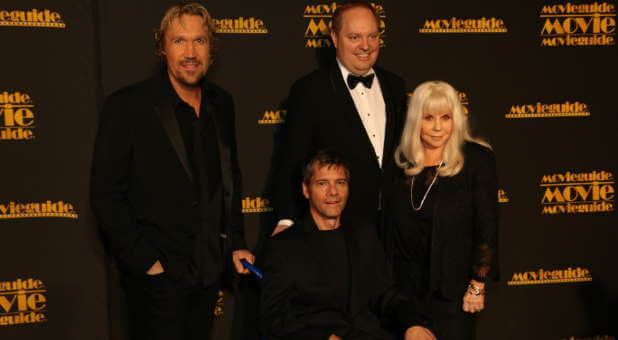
[240,259,264,279]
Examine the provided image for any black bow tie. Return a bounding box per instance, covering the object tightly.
[347,73,374,89]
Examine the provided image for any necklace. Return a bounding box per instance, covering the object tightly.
[410,161,443,211]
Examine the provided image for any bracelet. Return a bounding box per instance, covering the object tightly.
[467,283,485,296]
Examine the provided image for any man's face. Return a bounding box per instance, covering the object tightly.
[162,15,211,88]
[330,7,380,75]
[302,164,349,221]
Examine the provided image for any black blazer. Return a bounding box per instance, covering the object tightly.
[272,60,407,227]
[383,142,499,300]
[90,73,246,284]
[260,216,428,340]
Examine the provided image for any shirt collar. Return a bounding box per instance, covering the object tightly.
[336,58,375,83]
[162,70,207,110]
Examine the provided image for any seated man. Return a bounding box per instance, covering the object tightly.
[260,150,435,340]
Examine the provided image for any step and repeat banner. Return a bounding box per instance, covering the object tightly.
[1,1,616,340]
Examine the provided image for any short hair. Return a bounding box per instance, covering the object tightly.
[154,2,218,57]
[395,81,491,177]
[302,150,350,185]
[330,0,380,35]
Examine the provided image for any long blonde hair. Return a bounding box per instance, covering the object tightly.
[395,80,490,177]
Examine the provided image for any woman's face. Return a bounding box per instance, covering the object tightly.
[420,108,453,151]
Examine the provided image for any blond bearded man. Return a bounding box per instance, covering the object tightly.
[91,3,253,339]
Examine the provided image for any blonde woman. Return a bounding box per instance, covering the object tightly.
[383,81,498,340]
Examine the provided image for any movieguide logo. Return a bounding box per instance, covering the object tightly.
[506,101,589,119]
[304,2,386,48]
[0,91,37,141]
[540,2,615,47]
[0,200,78,219]
[213,17,268,34]
[0,278,47,326]
[507,267,592,285]
[0,9,65,28]
[540,170,614,214]
[419,17,507,33]
[242,196,273,213]
[258,110,287,125]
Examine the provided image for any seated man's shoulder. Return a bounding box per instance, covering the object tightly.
[343,217,379,238]
[268,224,306,246]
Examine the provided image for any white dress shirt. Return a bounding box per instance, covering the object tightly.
[336,59,387,168]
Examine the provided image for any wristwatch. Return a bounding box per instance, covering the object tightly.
[468,282,485,296]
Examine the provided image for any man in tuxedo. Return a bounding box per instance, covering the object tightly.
[261,150,435,340]
[272,0,408,236]
[90,3,253,339]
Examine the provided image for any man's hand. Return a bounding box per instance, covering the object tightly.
[463,280,485,313]
[232,249,255,275]
[146,260,164,275]
[404,326,436,340]
[328,334,342,340]
[271,224,291,237]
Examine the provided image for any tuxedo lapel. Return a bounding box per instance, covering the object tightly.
[154,95,194,182]
[375,68,399,168]
[203,86,233,220]
[328,63,380,168]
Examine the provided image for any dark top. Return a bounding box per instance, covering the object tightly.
[390,166,439,297]
[383,142,499,299]
[167,77,221,203]
[317,228,350,313]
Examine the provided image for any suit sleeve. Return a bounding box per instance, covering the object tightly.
[272,80,317,224]
[470,145,499,282]
[90,94,161,275]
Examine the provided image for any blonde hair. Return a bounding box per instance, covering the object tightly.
[154,2,217,57]
[395,80,490,177]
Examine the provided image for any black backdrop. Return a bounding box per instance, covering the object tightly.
[1,1,616,339]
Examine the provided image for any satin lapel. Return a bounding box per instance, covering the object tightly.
[375,68,398,166]
[204,87,233,219]
[342,223,362,315]
[329,65,380,168]
[154,96,194,182]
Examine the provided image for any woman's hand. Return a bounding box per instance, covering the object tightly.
[462,280,485,313]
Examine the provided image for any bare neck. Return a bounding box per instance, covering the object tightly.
[423,146,444,167]
[311,210,341,231]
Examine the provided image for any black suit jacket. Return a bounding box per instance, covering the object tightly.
[273,60,407,227]
[90,72,246,284]
[260,216,428,340]
[383,142,499,300]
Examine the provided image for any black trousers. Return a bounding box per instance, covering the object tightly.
[123,273,219,340]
